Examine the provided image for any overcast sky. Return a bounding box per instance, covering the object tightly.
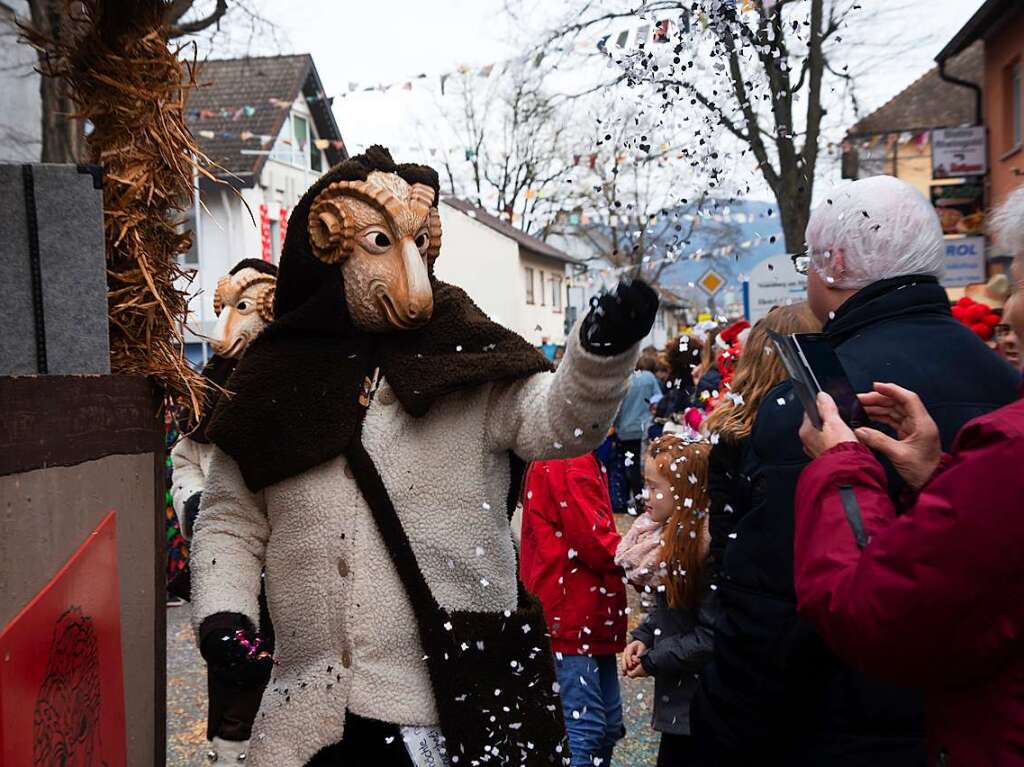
[217,0,986,198]
[266,2,979,109]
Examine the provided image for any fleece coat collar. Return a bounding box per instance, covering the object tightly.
[207,281,552,492]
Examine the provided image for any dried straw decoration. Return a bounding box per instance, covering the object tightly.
[23,0,216,415]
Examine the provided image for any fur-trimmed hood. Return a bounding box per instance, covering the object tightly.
[207,147,551,491]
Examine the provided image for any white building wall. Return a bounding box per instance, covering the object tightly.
[435,202,521,331]
[519,252,571,346]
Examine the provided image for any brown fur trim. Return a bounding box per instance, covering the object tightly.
[206,282,551,491]
[185,354,238,445]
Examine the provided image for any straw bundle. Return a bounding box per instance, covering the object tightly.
[23,0,213,414]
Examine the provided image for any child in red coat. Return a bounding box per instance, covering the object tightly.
[520,453,628,767]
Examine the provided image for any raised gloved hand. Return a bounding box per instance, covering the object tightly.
[199,612,274,683]
[580,279,659,356]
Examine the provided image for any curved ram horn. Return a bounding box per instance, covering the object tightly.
[234,272,276,294]
[409,183,436,210]
[308,193,355,264]
[256,284,276,322]
[426,207,442,262]
[213,275,230,317]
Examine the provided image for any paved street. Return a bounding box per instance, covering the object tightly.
[166,517,659,766]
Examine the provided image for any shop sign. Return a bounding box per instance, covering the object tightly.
[932,127,986,178]
[942,235,986,288]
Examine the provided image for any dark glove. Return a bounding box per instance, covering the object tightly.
[183,492,202,539]
[199,612,274,683]
[580,279,659,356]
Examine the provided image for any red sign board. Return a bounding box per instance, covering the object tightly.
[260,203,272,261]
[279,206,289,253]
[0,512,126,766]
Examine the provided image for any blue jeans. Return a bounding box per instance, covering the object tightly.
[555,654,625,767]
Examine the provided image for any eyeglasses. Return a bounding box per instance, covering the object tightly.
[791,252,811,275]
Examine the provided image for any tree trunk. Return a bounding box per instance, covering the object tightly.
[774,198,806,256]
[39,72,86,162]
[770,176,811,253]
[31,0,87,163]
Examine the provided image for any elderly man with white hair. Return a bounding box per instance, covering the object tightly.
[792,180,1024,765]
[690,176,1020,767]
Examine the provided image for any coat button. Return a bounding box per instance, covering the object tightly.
[377,385,396,406]
[337,558,349,577]
[341,649,352,668]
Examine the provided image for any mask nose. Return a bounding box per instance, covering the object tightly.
[209,308,238,355]
[401,239,433,323]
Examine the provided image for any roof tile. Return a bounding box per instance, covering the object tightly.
[186,54,344,182]
[848,42,983,136]
[442,197,577,264]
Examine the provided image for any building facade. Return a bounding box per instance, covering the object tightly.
[179,54,346,364]
[843,12,1022,298]
[939,0,1024,206]
[436,198,578,346]
[934,0,1024,286]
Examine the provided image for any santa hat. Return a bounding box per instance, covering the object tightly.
[717,320,751,350]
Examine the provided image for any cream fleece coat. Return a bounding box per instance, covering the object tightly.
[169,437,213,540]
[190,329,638,766]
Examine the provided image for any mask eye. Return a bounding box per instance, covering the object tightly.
[236,300,250,312]
[360,228,393,253]
[415,231,429,253]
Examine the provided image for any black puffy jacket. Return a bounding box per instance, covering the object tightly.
[690,276,1021,766]
[706,434,751,570]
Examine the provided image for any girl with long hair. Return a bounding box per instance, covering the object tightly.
[701,304,819,567]
[620,434,716,766]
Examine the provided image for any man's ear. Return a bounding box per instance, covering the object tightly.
[828,247,847,285]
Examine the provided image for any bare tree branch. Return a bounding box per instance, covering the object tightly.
[166,0,227,37]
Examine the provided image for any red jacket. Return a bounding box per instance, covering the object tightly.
[794,397,1024,766]
[520,454,628,656]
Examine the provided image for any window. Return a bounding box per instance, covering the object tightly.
[1012,61,1023,149]
[292,114,309,167]
[271,110,318,168]
[551,275,563,311]
[524,267,535,304]
[539,270,546,305]
[271,114,293,164]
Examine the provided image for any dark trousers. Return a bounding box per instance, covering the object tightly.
[657,733,698,767]
[305,712,415,766]
[619,438,644,506]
